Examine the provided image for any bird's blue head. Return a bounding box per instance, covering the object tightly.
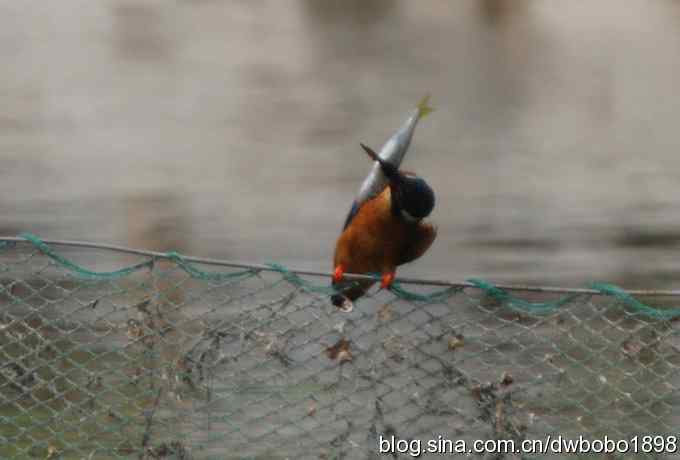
[391,174,435,221]
[360,143,435,222]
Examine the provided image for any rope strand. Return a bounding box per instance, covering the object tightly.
[4,233,680,319]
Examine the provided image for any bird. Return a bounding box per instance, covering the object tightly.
[331,143,437,310]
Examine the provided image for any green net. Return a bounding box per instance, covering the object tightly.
[1,235,680,459]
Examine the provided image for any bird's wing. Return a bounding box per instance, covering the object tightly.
[342,200,360,230]
[399,222,437,265]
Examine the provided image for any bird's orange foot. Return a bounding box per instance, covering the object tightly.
[381,272,396,289]
[333,265,345,283]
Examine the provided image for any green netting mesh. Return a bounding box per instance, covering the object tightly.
[1,235,680,459]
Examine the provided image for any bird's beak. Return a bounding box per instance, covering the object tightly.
[360,143,381,163]
[360,143,399,180]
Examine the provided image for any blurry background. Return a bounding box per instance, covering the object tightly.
[2,0,680,288]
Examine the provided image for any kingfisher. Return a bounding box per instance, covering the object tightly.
[331,97,437,310]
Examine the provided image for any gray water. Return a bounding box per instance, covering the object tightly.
[3,0,680,288]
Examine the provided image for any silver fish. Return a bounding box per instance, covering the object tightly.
[356,95,434,207]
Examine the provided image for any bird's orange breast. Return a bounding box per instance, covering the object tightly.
[334,187,411,275]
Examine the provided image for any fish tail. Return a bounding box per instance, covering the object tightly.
[417,94,434,119]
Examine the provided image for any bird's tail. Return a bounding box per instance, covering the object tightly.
[416,95,434,120]
[331,278,376,312]
[331,293,351,310]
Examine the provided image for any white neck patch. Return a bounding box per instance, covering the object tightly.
[400,209,420,223]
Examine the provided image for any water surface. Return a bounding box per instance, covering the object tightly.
[3,0,680,288]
